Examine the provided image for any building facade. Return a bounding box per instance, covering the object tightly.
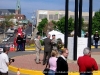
[37,10,95,26]
[0,0,27,24]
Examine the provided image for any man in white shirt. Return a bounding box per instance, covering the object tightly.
[0,47,12,75]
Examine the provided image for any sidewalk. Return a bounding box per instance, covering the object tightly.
[9,52,100,75]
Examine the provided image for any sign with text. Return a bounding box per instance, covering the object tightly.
[77,37,88,59]
[67,37,88,60]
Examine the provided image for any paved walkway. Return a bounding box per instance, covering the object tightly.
[10,52,100,72]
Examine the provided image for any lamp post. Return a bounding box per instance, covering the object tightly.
[31,15,35,35]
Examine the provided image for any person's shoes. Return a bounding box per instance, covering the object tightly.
[43,63,45,65]
[36,62,41,64]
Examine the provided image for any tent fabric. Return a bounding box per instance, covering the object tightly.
[48,30,64,43]
[70,30,85,37]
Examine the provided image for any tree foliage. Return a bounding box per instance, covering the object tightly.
[0,15,14,29]
[92,10,100,34]
[53,17,84,34]
[55,17,74,34]
[37,18,48,35]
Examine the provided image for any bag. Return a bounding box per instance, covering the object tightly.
[43,63,49,75]
[43,68,49,75]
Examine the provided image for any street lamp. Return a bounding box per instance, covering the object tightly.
[31,15,35,35]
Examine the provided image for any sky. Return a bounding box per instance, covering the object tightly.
[0,0,100,19]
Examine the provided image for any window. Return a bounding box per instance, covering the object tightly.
[18,17,19,19]
[39,14,47,19]
[59,14,64,19]
[5,13,7,15]
[39,14,44,19]
[49,14,53,20]
[54,14,58,20]
[21,17,22,19]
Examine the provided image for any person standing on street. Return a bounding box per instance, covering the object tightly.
[93,31,99,48]
[34,35,41,64]
[51,35,57,51]
[22,32,26,51]
[0,47,13,75]
[43,34,52,65]
[16,34,23,51]
[77,47,98,75]
[48,50,58,75]
[55,48,69,75]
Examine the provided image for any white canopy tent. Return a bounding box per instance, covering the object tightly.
[48,30,64,43]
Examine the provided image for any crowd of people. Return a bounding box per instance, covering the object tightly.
[0,29,99,75]
[34,34,98,75]
[14,32,26,52]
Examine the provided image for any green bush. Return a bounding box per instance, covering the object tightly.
[40,40,44,46]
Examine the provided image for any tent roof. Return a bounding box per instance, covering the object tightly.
[49,30,63,35]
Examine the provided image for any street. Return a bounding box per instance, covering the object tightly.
[0,25,32,46]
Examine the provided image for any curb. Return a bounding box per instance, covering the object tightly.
[9,55,100,75]
[9,65,100,75]
[25,46,98,51]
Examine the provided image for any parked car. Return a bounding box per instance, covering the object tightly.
[27,34,32,39]
[3,37,10,42]
[7,33,14,37]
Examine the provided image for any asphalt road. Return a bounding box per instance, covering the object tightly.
[25,26,32,35]
[0,25,32,46]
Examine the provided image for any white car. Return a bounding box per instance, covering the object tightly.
[27,34,32,39]
[3,37,10,42]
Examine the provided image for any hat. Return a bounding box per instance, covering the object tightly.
[96,31,98,32]
[52,34,55,36]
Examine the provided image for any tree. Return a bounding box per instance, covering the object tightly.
[68,17,74,34]
[56,17,65,34]
[92,10,100,34]
[37,18,48,35]
[43,21,55,35]
[0,15,14,29]
[56,17,74,34]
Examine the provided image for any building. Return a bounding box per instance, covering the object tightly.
[37,10,95,26]
[0,0,27,24]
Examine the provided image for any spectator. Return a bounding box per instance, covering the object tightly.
[22,32,26,51]
[43,34,52,65]
[48,50,58,75]
[84,32,88,37]
[34,35,41,64]
[93,31,99,48]
[51,35,57,50]
[16,34,23,51]
[13,34,18,51]
[0,47,13,75]
[55,48,69,75]
[77,47,98,75]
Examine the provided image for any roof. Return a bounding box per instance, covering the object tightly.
[0,9,15,16]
